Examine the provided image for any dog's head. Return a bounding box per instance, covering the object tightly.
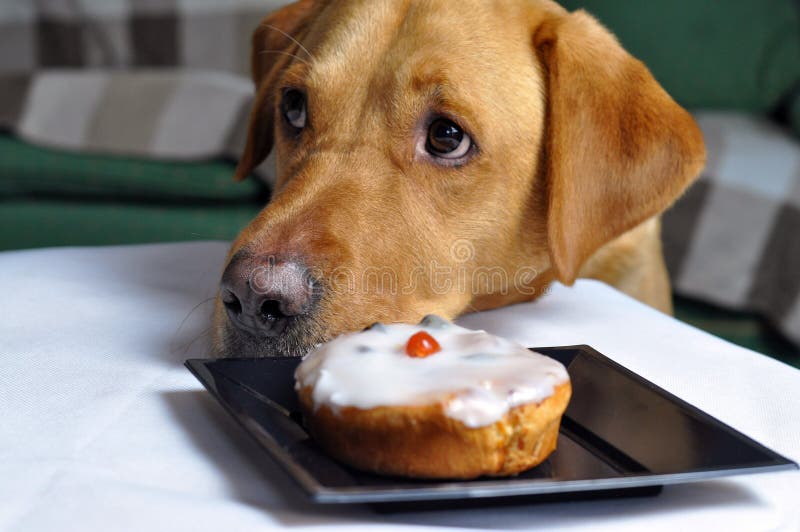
[212,0,705,357]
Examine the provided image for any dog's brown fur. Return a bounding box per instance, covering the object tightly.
[212,0,705,357]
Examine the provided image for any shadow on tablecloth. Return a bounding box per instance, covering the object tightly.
[162,389,766,529]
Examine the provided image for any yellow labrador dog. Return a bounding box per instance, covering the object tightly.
[212,0,705,357]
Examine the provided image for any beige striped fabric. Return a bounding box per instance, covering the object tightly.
[662,112,800,347]
[0,0,289,182]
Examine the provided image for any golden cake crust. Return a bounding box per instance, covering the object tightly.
[298,381,572,479]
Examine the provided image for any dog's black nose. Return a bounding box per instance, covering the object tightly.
[220,254,316,337]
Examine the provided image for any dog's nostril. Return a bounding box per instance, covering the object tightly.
[222,290,242,316]
[259,299,286,324]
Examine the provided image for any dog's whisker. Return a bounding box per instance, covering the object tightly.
[260,23,316,61]
[178,296,216,329]
[462,302,482,315]
[179,326,213,356]
[259,49,312,67]
[171,296,216,348]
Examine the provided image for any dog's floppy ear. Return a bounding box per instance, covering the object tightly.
[534,10,705,284]
[233,0,316,182]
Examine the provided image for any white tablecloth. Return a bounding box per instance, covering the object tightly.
[1,241,798,531]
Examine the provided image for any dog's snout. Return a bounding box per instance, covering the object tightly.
[220,254,316,338]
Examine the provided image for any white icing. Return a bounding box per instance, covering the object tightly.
[294,319,569,428]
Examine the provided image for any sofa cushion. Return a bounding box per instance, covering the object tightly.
[560,0,800,112]
[662,111,800,349]
[0,134,267,202]
[0,199,261,250]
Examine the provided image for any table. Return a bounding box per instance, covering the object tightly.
[1,242,798,531]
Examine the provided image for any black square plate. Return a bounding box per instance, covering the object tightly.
[185,345,796,505]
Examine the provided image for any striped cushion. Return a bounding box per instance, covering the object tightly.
[663,111,800,348]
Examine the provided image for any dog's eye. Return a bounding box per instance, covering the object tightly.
[426,118,472,159]
[281,89,307,130]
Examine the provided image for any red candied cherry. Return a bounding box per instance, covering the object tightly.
[406,331,441,358]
